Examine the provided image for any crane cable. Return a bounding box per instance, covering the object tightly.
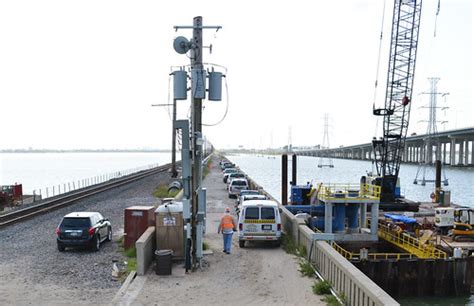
[373,0,388,139]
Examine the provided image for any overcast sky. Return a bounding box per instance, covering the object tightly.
[0,0,472,150]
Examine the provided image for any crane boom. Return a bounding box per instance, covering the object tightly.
[373,0,423,202]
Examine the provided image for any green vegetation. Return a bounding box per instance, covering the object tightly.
[126,258,137,273]
[117,235,137,274]
[203,158,212,178]
[153,184,180,198]
[281,234,307,257]
[124,246,137,258]
[203,241,210,251]
[298,260,315,277]
[312,280,332,295]
[322,295,340,306]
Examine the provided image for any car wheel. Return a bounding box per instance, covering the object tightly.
[239,240,245,248]
[107,227,112,241]
[57,242,65,252]
[92,235,100,252]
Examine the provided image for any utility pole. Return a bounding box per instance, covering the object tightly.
[190,16,203,270]
[171,98,178,177]
[173,17,222,271]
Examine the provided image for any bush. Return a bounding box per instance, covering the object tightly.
[124,246,136,258]
[153,185,169,198]
[322,295,340,306]
[312,280,332,295]
[282,234,298,255]
[299,260,315,277]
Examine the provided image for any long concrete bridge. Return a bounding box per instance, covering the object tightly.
[295,127,474,167]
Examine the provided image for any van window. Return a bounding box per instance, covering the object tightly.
[232,180,248,186]
[245,207,259,220]
[261,207,275,220]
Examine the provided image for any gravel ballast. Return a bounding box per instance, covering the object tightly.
[0,171,171,305]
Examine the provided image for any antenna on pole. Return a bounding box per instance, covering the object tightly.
[413,77,449,186]
[318,114,334,168]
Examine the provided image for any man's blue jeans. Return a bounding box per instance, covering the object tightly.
[223,232,233,253]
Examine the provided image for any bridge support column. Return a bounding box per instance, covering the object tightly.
[450,138,456,166]
[471,141,474,165]
[459,140,464,165]
[442,142,447,164]
[465,141,470,165]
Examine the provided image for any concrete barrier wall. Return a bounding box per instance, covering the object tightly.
[297,225,399,306]
[136,226,156,276]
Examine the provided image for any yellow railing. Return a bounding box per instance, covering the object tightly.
[318,183,381,201]
[378,223,447,259]
[332,242,354,260]
[331,241,414,261]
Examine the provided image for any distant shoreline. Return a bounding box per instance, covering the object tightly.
[0,149,171,153]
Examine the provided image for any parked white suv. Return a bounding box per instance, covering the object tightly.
[238,200,282,248]
[228,178,249,198]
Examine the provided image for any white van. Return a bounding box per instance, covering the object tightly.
[238,200,282,248]
[228,178,249,198]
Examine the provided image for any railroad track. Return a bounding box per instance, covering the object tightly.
[0,164,172,229]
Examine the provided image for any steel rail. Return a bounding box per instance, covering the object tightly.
[0,164,171,229]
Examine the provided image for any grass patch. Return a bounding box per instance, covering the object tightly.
[124,247,137,258]
[299,260,315,277]
[322,295,340,306]
[153,184,181,199]
[153,185,169,198]
[282,233,298,255]
[281,234,307,257]
[126,258,137,273]
[203,158,212,178]
[312,280,332,295]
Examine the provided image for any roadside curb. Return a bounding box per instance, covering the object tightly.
[111,270,137,305]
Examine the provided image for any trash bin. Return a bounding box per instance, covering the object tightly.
[155,249,173,275]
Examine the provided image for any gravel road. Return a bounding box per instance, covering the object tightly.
[0,170,171,305]
[130,157,324,306]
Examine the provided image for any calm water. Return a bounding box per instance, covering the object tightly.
[228,153,474,305]
[0,152,171,194]
[227,154,474,207]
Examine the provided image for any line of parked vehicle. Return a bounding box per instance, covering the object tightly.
[219,160,282,248]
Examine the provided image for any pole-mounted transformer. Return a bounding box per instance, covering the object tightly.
[208,71,223,101]
[173,70,188,100]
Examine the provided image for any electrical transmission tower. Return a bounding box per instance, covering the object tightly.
[413,77,449,186]
[318,114,334,168]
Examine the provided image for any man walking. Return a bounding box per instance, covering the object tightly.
[218,207,237,254]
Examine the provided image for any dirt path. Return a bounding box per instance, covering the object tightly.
[131,157,324,306]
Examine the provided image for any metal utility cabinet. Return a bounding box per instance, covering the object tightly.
[124,206,155,249]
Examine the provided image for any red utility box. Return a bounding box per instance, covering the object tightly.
[124,206,155,250]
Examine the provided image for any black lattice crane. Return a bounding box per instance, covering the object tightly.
[372,0,423,202]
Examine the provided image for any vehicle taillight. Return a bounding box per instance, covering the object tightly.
[55,228,61,236]
[88,227,95,236]
[277,224,281,231]
[239,223,243,231]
